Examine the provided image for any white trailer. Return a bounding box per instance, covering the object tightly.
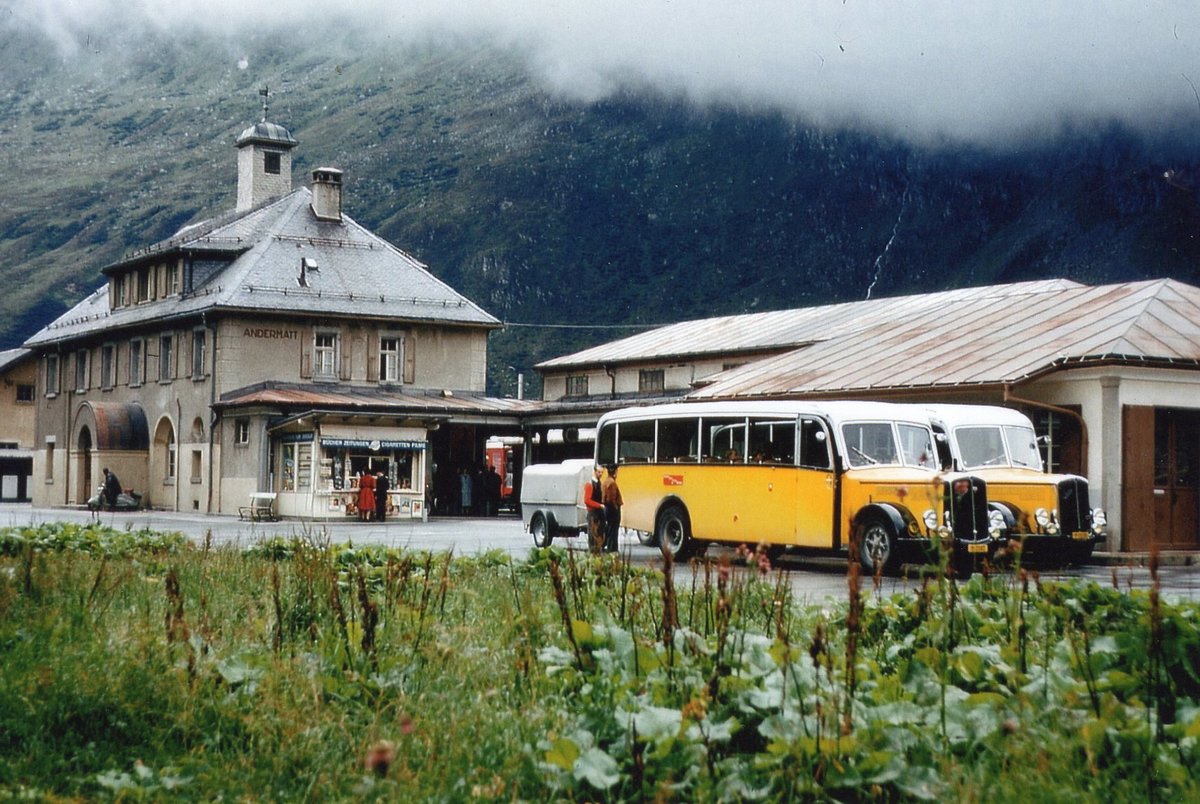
[520,459,594,547]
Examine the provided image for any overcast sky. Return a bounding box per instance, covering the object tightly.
[8,1,1200,146]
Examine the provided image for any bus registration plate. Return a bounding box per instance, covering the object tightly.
[1071,531,1090,541]
[967,543,988,554]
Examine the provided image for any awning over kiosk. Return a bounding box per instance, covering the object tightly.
[317,424,427,450]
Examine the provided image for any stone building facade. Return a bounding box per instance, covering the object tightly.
[25,117,519,518]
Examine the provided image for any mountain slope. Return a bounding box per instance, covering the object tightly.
[1,28,1198,397]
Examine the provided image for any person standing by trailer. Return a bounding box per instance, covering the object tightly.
[602,463,623,552]
[102,467,122,512]
[583,464,606,552]
[375,469,390,522]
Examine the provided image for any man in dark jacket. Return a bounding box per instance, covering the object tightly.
[375,469,390,522]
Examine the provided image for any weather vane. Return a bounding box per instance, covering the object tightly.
[259,85,270,122]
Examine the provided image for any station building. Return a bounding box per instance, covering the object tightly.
[534,279,1200,554]
[25,116,530,519]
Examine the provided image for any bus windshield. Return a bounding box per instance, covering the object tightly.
[955,425,1042,470]
[842,421,937,468]
[1004,425,1043,469]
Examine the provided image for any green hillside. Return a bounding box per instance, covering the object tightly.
[2,28,1198,396]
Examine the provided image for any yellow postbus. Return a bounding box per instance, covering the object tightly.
[595,400,1005,569]
[914,404,1106,564]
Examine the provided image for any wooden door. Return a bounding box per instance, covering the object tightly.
[1154,409,1200,548]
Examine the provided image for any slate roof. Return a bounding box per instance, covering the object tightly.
[25,189,499,347]
[686,278,1200,398]
[0,348,32,374]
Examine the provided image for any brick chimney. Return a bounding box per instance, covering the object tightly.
[310,168,343,222]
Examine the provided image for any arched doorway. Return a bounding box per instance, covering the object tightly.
[151,417,177,509]
[76,426,93,504]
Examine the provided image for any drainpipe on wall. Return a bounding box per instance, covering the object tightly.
[605,364,616,398]
[1002,383,1089,472]
[60,345,70,505]
[175,397,182,513]
[205,312,217,514]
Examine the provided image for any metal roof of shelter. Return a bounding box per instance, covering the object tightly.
[536,279,1083,370]
[25,189,499,347]
[216,381,539,423]
[685,278,1200,398]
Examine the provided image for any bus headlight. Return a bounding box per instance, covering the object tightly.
[988,509,1006,539]
[1092,508,1107,534]
[1047,509,1060,536]
[1034,508,1051,530]
[923,509,938,530]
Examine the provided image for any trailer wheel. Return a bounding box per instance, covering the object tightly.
[530,512,553,548]
[656,503,693,560]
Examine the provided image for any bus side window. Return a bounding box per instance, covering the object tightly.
[705,418,747,462]
[749,418,796,463]
[658,417,700,463]
[798,418,832,470]
[616,419,655,463]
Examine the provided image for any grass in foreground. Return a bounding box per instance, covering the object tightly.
[0,523,1198,801]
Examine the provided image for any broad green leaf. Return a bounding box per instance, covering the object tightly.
[573,747,620,790]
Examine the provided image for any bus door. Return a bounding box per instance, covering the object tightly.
[793,417,837,548]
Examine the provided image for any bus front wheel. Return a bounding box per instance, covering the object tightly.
[858,516,896,572]
[656,504,693,560]
[530,512,553,548]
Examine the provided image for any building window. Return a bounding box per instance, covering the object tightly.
[314,331,339,380]
[113,275,127,308]
[167,263,180,296]
[137,268,150,303]
[166,429,177,481]
[235,420,250,445]
[129,339,143,386]
[159,334,173,382]
[638,369,665,394]
[74,350,88,392]
[379,336,402,383]
[15,384,34,403]
[565,375,589,397]
[192,329,206,379]
[191,450,202,484]
[264,151,281,175]
[100,344,116,389]
[45,355,59,396]
[45,439,55,481]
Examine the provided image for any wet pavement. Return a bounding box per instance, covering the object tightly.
[2,504,1197,602]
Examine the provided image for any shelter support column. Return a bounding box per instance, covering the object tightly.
[1098,376,1123,552]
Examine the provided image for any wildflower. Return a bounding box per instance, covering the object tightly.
[364,740,396,777]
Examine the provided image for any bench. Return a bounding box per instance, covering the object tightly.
[238,493,278,522]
